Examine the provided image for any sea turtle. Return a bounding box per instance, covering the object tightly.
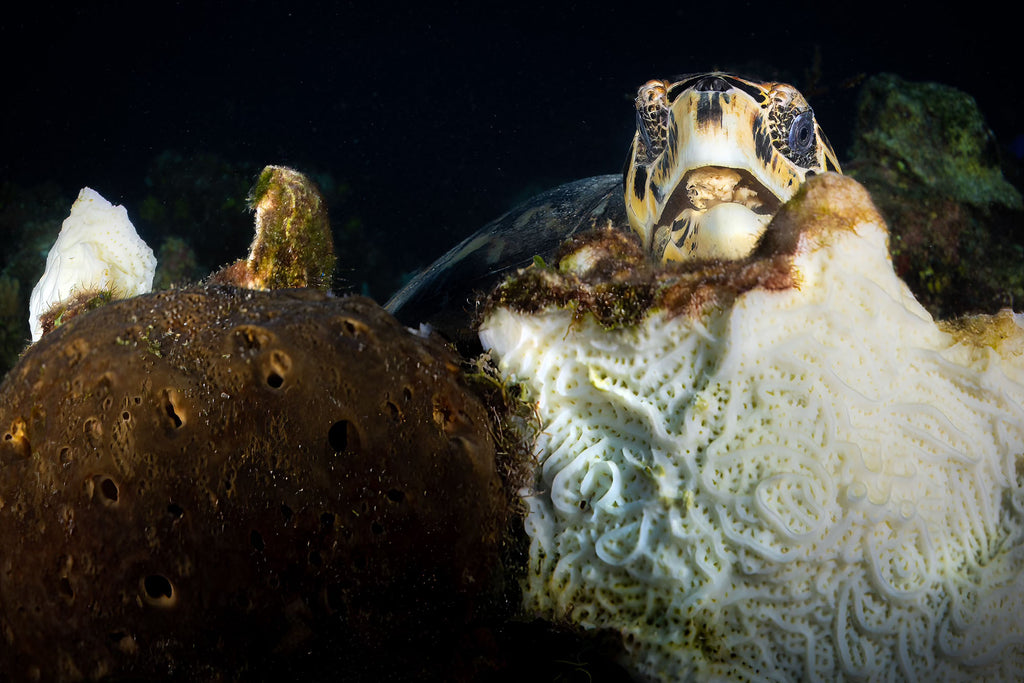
[386,72,841,345]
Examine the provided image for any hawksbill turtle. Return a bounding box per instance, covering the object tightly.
[386,72,840,345]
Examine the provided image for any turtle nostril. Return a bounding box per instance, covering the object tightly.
[694,75,730,92]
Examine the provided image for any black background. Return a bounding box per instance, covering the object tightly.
[2,1,1019,299]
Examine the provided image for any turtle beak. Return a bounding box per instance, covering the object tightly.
[624,76,824,262]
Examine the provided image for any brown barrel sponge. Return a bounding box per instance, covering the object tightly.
[0,285,507,681]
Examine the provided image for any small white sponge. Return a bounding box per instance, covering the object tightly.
[29,188,156,341]
[480,182,1024,681]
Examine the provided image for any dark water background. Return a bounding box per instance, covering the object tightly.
[2,2,1020,301]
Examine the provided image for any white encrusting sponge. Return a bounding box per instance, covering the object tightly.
[29,188,156,342]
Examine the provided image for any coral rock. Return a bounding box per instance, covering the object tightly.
[480,173,1024,682]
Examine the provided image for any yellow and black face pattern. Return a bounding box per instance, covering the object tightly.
[624,73,841,262]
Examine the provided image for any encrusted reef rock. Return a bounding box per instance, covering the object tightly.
[851,73,1021,210]
[213,165,337,292]
[0,286,506,681]
[847,73,1024,318]
[480,173,1024,682]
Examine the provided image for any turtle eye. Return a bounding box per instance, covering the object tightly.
[787,110,817,156]
[636,110,660,158]
[634,80,669,161]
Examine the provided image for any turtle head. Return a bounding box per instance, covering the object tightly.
[624,73,841,262]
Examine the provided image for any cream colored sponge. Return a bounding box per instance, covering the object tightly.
[29,188,156,341]
[480,174,1024,681]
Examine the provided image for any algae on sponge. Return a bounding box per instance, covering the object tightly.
[210,166,336,292]
[245,165,336,291]
[480,174,1024,681]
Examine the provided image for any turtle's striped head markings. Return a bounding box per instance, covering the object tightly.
[624,73,841,262]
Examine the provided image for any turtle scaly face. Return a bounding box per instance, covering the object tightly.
[624,73,841,262]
